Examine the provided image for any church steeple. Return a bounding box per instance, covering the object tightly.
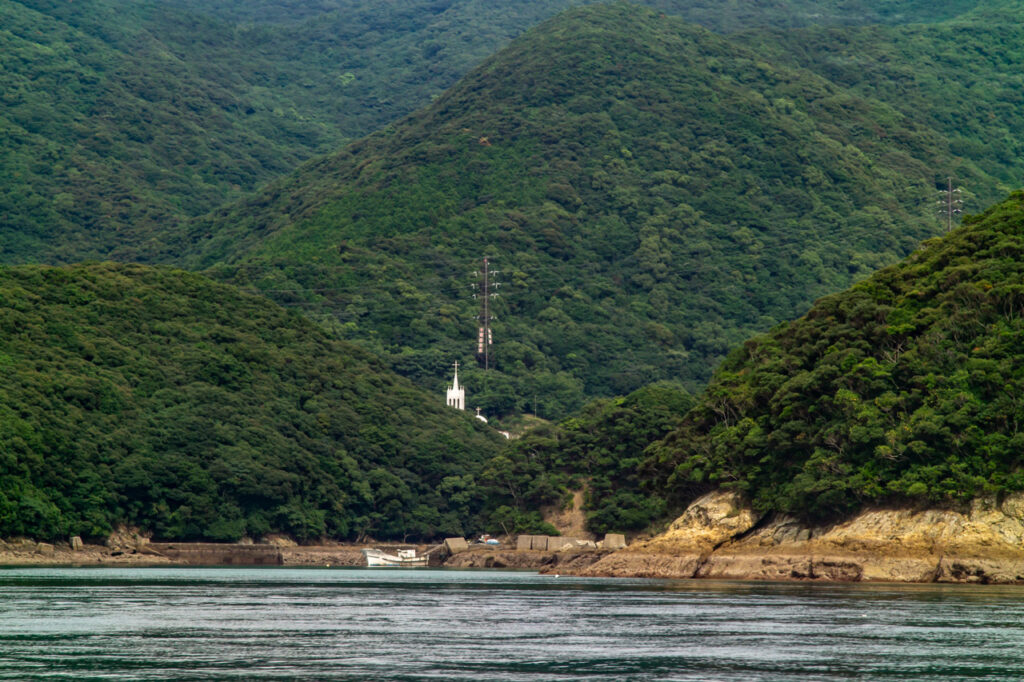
[446,361,465,410]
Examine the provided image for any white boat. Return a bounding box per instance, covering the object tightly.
[361,547,429,567]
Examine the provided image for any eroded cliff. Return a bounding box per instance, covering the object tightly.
[566,491,1024,583]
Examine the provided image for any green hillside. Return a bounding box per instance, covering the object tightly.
[647,192,1024,521]
[481,382,695,535]
[2,0,343,262]
[185,3,1024,418]
[0,262,503,542]
[2,0,556,263]
[1,0,993,264]
[647,0,983,31]
[739,17,1024,198]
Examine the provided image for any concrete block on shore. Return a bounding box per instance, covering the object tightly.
[604,533,626,550]
[444,537,469,554]
[546,536,567,551]
[70,536,84,551]
[36,542,54,556]
[529,536,545,550]
[516,535,533,551]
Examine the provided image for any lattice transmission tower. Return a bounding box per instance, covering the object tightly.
[472,257,500,371]
[938,177,964,233]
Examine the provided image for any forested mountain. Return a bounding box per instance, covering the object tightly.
[645,191,1024,522]
[0,262,504,542]
[183,3,1024,419]
[1,0,994,264]
[739,18,1024,199]
[6,0,1024,542]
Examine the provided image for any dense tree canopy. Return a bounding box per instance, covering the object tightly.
[481,382,694,535]
[647,192,1024,521]
[184,3,1024,418]
[0,0,997,264]
[0,263,504,542]
[5,0,1024,542]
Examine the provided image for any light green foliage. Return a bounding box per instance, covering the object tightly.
[0,263,504,541]
[185,4,1022,418]
[646,192,1024,520]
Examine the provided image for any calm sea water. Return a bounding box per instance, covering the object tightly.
[2,567,1024,680]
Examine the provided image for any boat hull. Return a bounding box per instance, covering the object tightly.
[361,548,429,567]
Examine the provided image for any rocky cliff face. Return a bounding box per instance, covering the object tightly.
[569,491,1024,583]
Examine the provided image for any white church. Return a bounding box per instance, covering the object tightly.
[445,362,510,438]
[446,361,466,411]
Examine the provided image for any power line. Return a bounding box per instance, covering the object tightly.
[472,257,500,371]
[937,177,963,233]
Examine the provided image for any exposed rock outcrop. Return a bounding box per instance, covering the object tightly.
[567,490,1024,583]
[444,548,609,571]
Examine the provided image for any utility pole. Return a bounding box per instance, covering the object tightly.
[938,177,963,233]
[474,257,499,371]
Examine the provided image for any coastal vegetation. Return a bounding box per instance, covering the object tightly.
[482,382,694,534]
[646,192,1024,521]
[6,0,1024,544]
[0,263,504,542]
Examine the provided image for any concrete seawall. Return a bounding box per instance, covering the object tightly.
[147,543,283,565]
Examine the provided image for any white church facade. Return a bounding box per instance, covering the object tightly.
[446,362,465,410]
[444,361,511,438]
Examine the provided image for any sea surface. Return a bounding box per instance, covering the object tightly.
[2,567,1024,680]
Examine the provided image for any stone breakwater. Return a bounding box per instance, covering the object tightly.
[559,490,1024,584]
[0,537,405,568]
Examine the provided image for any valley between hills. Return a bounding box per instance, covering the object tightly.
[4,0,1024,582]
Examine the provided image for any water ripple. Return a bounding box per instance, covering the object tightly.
[1,568,1023,680]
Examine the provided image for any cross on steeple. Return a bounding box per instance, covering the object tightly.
[446,360,465,410]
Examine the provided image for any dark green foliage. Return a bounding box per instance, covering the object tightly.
[487,505,560,537]
[647,192,1024,521]
[738,15,1024,203]
[481,382,693,533]
[0,0,572,263]
[185,3,1024,418]
[0,262,503,541]
[0,0,995,264]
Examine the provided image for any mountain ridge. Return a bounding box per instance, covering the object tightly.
[182,3,1015,417]
[1,0,1001,264]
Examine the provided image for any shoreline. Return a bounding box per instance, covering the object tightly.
[0,540,394,568]
[0,538,611,573]
[11,487,1024,585]
[3,541,1024,585]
